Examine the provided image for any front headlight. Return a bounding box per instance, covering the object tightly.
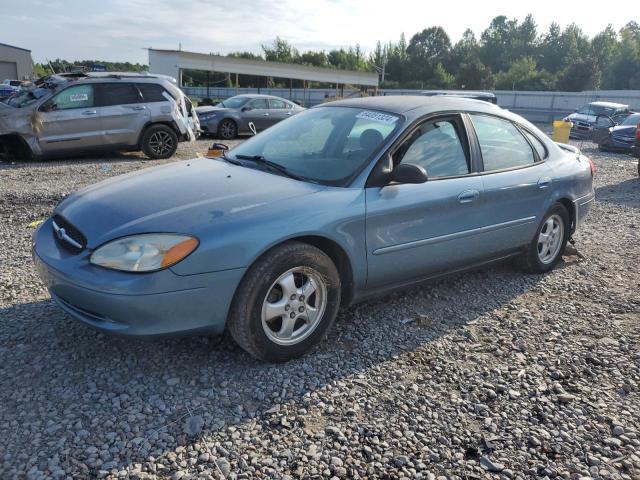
[90,234,199,272]
[198,112,216,121]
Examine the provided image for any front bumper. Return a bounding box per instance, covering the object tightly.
[33,220,245,336]
[199,118,220,134]
[600,136,636,152]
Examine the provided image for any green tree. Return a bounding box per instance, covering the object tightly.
[480,16,519,72]
[407,26,452,82]
[495,57,553,90]
[262,37,299,63]
[456,61,495,89]
[606,22,640,89]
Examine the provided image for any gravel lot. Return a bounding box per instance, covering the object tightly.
[1,136,639,480]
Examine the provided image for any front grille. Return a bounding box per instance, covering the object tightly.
[52,215,87,253]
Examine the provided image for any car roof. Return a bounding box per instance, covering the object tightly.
[318,95,506,120]
[49,72,176,85]
[232,94,292,100]
[589,101,628,108]
[420,90,496,98]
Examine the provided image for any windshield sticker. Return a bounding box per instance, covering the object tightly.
[356,111,398,124]
[70,93,89,102]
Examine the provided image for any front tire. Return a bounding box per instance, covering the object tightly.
[520,203,570,273]
[227,242,341,362]
[218,119,237,140]
[141,124,178,159]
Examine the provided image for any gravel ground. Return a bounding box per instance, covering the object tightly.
[0,137,639,480]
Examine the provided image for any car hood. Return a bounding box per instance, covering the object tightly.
[565,113,595,123]
[611,125,636,137]
[0,102,18,117]
[196,106,231,114]
[55,158,324,248]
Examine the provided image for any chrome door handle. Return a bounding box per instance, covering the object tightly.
[286,112,293,115]
[82,110,97,115]
[458,189,480,204]
[538,177,552,189]
[130,105,146,111]
[263,113,270,116]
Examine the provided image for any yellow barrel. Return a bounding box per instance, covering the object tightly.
[552,120,572,143]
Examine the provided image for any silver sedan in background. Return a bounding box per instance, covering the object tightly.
[196,94,305,139]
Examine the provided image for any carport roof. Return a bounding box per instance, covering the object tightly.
[148,48,379,87]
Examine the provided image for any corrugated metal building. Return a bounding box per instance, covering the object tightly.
[0,42,33,80]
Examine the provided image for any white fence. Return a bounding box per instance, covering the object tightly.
[182,86,640,123]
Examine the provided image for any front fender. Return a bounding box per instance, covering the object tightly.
[170,188,368,290]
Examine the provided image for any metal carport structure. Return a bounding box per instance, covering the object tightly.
[148,48,379,97]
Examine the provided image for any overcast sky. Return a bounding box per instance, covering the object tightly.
[3,0,636,64]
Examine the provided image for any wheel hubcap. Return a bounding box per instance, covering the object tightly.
[261,267,327,346]
[149,131,173,155]
[537,214,564,264]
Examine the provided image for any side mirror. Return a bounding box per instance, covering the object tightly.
[40,102,56,112]
[391,163,428,184]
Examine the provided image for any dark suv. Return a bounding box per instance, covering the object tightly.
[0,72,199,161]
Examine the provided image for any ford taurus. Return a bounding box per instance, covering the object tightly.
[33,96,595,362]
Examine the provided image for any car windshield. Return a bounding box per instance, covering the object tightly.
[621,113,640,126]
[229,106,401,186]
[578,105,616,116]
[220,96,250,109]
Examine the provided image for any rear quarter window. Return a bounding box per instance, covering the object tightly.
[137,83,170,102]
[523,130,547,160]
[470,114,536,171]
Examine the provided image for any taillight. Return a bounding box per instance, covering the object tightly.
[587,157,596,176]
[636,123,640,141]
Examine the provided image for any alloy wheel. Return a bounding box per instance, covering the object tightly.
[219,121,236,139]
[148,131,174,156]
[537,214,564,264]
[261,267,327,346]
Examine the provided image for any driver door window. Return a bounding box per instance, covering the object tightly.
[245,98,270,129]
[42,85,94,111]
[393,117,470,177]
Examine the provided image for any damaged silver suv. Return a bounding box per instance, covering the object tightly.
[0,72,199,161]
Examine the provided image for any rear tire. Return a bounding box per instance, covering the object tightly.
[519,203,570,273]
[141,124,178,159]
[227,242,341,362]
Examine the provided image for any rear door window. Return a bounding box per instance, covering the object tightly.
[95,83,141,106]
[269,99,288,109]
[137,83,169,102]
[470,114,536,172]
[45,85,94,110]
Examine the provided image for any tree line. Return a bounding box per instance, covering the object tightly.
[33,15,640,91]
[240,16,640,91]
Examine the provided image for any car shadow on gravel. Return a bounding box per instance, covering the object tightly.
[595,178,640,208]
[1,260,553,474]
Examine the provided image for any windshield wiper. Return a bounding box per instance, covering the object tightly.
[220,150,242,165]
[233,154,306,181]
